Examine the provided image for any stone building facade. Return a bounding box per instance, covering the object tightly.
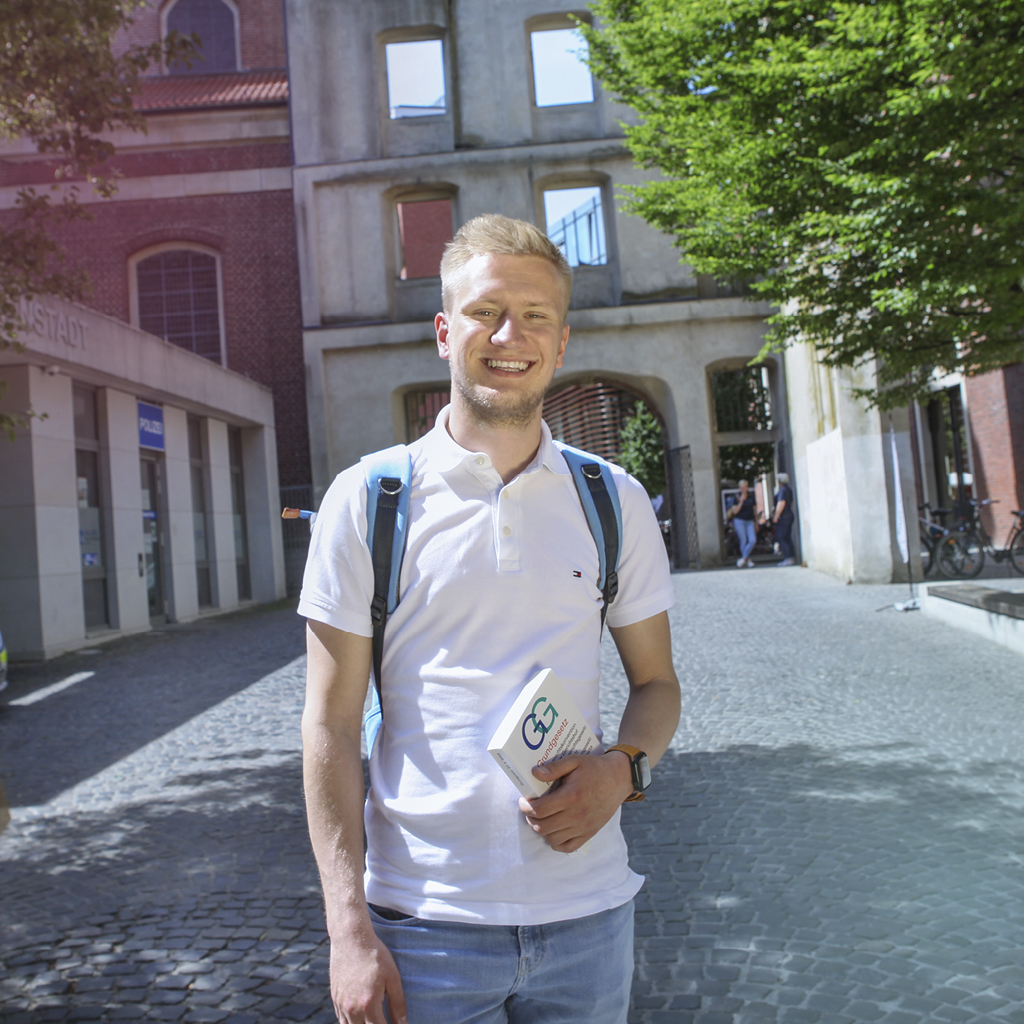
[285,0,785,569]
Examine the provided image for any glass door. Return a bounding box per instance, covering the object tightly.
[140,456,166,621]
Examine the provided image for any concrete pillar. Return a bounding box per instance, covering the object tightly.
[0,366,84,658]
[0,366,47,658]
[785,345,921,584]
[242,424,286,603]
[100,388,149,635]
[205,417,239,609]
[164,405,198,622]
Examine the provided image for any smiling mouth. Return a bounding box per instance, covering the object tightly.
[485,359,531,372]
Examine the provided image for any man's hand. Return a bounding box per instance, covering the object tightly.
[518,751,634,853]
[329,927,407,1024]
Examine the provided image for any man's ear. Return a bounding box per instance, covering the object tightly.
[435,312,451,360]
[555,323,569,369]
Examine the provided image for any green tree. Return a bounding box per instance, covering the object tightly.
[618,401,666,497]
[585,0,1024,408]
[0,0,192,436]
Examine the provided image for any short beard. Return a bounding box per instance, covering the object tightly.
[451,372,546,430]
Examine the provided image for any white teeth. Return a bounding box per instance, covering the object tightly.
[486,360,529,371]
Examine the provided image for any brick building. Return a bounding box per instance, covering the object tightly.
[964,367,1024,542]
[0,0,310,491]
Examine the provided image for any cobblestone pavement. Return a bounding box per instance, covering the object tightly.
[3,570,1024,1023]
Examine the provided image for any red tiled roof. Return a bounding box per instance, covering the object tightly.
[135,70,288,112]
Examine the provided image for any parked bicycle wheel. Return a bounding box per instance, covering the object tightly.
[936,531,985,579]
[920,530,936,577]
[1009,526,1024,575]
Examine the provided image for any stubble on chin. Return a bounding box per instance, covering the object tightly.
[451,372,547,430]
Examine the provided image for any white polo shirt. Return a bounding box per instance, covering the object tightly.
[298,408,674,925]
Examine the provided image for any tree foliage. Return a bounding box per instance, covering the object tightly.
[0,1,192,435]
[584,0,1024,408]
[618,401,667,497]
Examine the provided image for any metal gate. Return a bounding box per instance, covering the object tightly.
[666,445,699,570]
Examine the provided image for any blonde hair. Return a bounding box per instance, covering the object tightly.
[440,214,572,315]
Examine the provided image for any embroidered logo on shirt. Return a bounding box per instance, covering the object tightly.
[572,570,582,578]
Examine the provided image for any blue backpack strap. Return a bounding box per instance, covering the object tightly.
[554,442,623,632]
[360,444,412,754]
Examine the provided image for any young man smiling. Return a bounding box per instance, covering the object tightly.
[299,215,680,1024]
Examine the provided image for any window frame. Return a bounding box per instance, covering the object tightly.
[128,242,228,367]
[535,174,613,270]
[394,194,455,282]
[525,11,596,110]
[161,0,241,75]
[377,26,450,124]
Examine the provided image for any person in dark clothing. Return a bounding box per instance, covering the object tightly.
[773,473,796,566]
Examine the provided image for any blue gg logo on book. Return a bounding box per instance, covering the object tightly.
[522,696,559,750]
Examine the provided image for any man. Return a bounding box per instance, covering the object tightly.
[299,214,680,1024]
[773,472,796,566]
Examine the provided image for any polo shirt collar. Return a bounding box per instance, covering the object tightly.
[422,405,570,477]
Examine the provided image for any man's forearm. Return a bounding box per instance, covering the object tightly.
[302,717,374,936]
[614,675,681,769]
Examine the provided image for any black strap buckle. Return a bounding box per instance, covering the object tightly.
[370,593,387,629]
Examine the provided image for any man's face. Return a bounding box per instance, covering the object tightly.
[435,253,569,429]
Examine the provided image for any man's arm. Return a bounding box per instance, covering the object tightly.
[519,610,680,853]
[302,619,407,1024]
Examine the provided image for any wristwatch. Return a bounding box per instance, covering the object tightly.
[607,744,651,803]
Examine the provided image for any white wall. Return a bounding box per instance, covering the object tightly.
[785,344,920,583]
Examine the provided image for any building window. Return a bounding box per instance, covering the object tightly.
[135,248,224,363]
[188,416,213,608]
[397,198,453,279]
[229,427,251,601]
[543,186,607,267]
[712,367,773,433]
[166,0,238,75]
[385,39,446,119]
[74,385,109,630]
[530,26,594,107]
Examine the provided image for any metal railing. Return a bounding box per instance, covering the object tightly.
[548,196,607,268]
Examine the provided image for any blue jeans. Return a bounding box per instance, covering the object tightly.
[734,517,757,559]
[368,900,634,1024]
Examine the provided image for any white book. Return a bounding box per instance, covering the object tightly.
[487,668,601,798]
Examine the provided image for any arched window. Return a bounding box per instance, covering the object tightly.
[134,247,225,363]
[166,0,238,75]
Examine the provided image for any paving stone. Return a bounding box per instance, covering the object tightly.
[4,582,1024,1024]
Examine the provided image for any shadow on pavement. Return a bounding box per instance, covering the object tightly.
[3,737,1024,1022]
[0,602,307,808]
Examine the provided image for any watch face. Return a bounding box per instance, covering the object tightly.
[637,753,652,791]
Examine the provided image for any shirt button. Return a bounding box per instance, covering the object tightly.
[476,456,486,466]
[502,525,512,537]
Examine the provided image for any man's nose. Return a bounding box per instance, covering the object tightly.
[490,316,524,345]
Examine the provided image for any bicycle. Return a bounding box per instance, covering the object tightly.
[934,500,1024,579]
[918,503,953,577]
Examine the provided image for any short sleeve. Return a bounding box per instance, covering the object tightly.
[605,470,675,629]
[296,463,376,637]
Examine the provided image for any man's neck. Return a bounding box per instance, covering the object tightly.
[446,403,544,484]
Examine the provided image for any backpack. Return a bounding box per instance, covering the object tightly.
[360,441,623,755]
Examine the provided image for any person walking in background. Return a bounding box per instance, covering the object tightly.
[728,479,757,568]
[774,472,796,566]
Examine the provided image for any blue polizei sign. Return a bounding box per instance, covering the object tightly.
[138,402,165,451]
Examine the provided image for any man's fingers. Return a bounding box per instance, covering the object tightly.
[532,754,580,782]
[385,969,408,1024]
